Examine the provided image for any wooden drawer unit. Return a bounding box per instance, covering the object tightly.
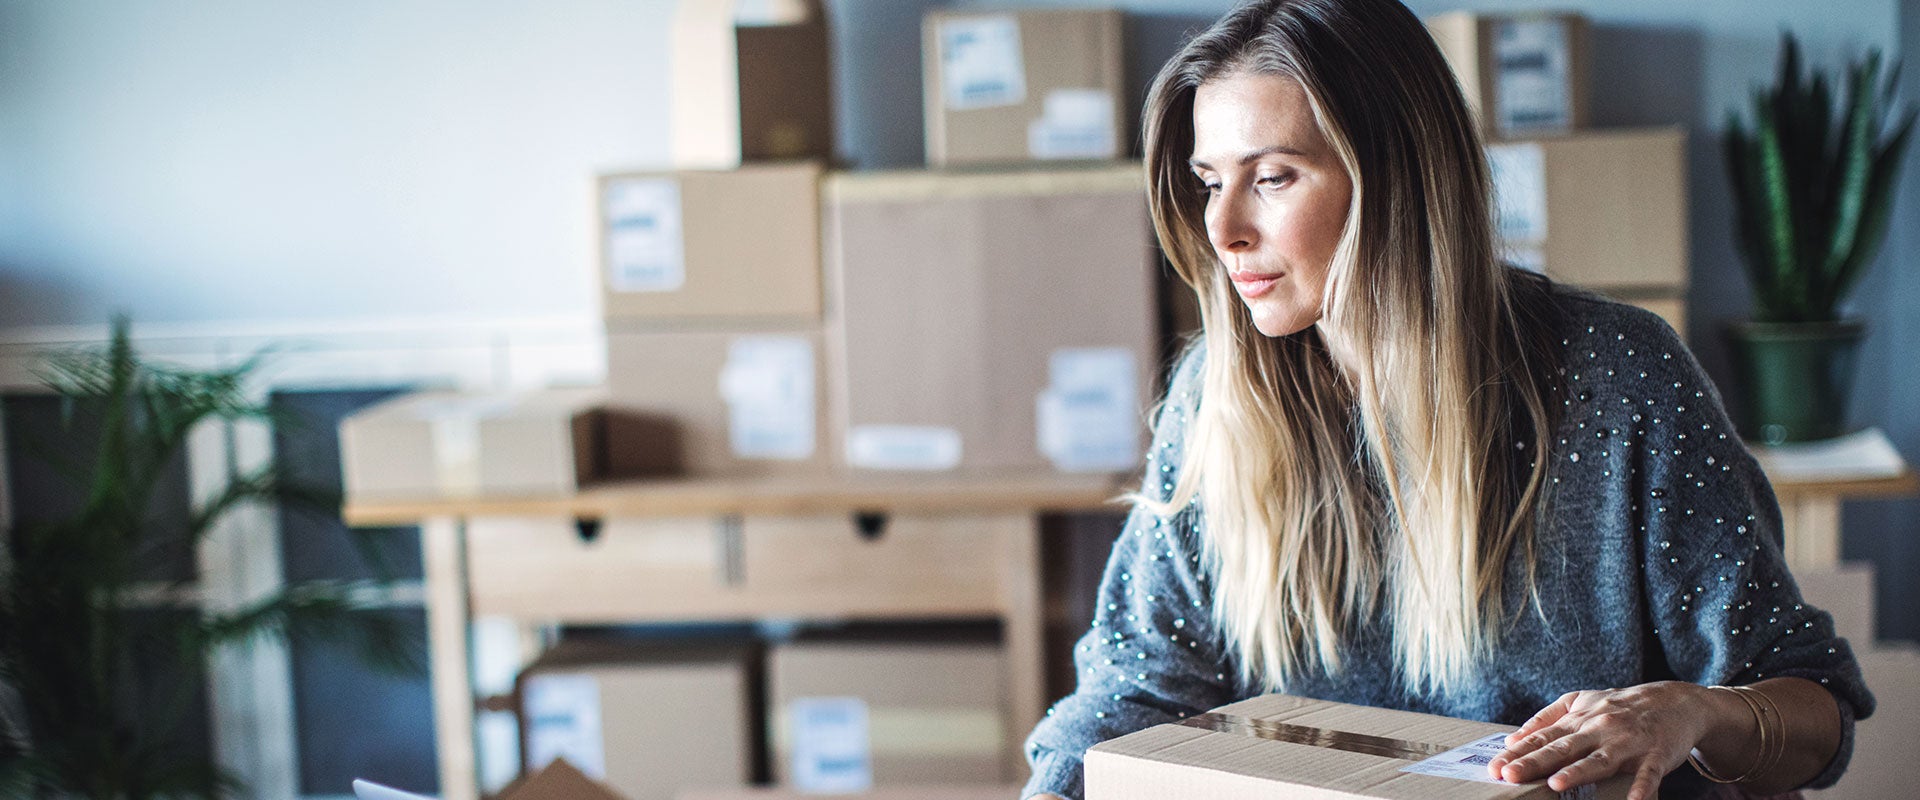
[465,512,1022,623]
[466,515,727,621]
[739,513,1019,619]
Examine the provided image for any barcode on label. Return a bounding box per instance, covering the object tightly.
[1458,754,1493,766]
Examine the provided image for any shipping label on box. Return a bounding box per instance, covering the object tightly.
[604,178,686,293]
[937,14,1027,110]
[788,696,874,793]
[1493,17,1576,134]
[718,336,817,460]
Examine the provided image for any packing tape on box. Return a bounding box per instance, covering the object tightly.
[1176,712,1451,761]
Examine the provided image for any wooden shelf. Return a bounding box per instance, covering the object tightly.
[343,470,1131,526]
[1769,470,1919,500]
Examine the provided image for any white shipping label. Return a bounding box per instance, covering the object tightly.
[522,674,607,780]
[1397,733,1597,799]
[428,417,482,496]
[938,15,1027,110]
[790,697,872,793]
[718,336,816,460]
[604,177,685,293]
[1488,143,1548,244]
[1036,348,1141,472]
[1028,89,1118,160]
[845,425,963,471]
[1494,18,1574,134]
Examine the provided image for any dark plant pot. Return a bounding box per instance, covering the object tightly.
[1725,319,1866,444]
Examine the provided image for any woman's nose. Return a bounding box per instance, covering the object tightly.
[1206,191,1256,253]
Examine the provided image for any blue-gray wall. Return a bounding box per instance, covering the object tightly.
[2,0,1917,641]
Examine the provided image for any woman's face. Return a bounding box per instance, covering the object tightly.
[1189,71,1353,338]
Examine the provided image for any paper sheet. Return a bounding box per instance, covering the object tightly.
[718,336,816,459]
[1488,143,1548,243]
[845,425,964,470]
[1028,88,1118,160]
[938,15,1027,110]
[1494,17,1575,134]
[789,696,873,793]
[604,177,686,293]
[1037,348,1140,471]
[522,674,607,781]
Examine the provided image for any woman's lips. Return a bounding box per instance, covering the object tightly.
[1231,270,1284,298]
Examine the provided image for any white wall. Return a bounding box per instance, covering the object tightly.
[0,0,675,330]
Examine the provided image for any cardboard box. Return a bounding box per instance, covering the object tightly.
[922,9,1126,166]
[1808,643,1920,800]
[769,641,1008,791]
[605,328,830,478]
[1086,693,1629,799]
[1489,128,1689,292]
[599,163,822,325]
[338,387,677,499]
[670,0,833,167]
[500,758,629,800]
[823,165,1157,472]
[1796,562,1877,647]
[517,641,754,800]
[681,789,1024,800]
[1426,11,1591,140]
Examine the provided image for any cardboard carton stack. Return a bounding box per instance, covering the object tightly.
[1427,11,1690,335]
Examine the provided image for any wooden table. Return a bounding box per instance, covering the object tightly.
[345,471,1128,800]
[1753,429,1919,572]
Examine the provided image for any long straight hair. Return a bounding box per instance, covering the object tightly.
[1139,0,1564,696]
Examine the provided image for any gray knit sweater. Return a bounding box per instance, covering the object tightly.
[1022,291,1875,799]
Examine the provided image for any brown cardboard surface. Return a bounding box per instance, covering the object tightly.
[671,0,832,167]
[599,163,822,325]
[605,328,831,478]
[1426,11,1591,140]
[680,788,1023,800]
[823,165,1158,472]
[498,758,629,800]
[1497,128,1689,292]
[923,9,1125,167]
[1086,694,1629,800]
[768,641,1008,786]
[339,387,677,499]
[1796,562,1877,647]
[1811,643,1920,799]
[517,643,754,800]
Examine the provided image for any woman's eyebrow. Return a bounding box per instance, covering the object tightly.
[1188,144,1309,170]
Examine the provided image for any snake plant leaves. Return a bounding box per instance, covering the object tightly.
[1726,32,1916,322]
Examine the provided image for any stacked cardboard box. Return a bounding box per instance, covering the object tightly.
[338,387,678,499]
[922,8,1127,167]
[515,641,756,800]
[1485,128,1691,334]
[670,0,833,169]
[768,640,1009,791]
[1428,12,1690,335]
[824,165,1157,473]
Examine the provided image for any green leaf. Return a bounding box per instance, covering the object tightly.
[1820,51,1882,313]
[1754,99,1803,319]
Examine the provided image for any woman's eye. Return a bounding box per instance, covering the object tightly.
[1194,177,1220,194]
[1257,172,1295,189]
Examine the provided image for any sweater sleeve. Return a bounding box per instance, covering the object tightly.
[1626,312,1875,791]
[1020,349,1238,800]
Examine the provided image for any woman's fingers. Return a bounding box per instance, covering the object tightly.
[1497,724,1595,784]
[1509,691,1579,745]
[1626,759,1670,800]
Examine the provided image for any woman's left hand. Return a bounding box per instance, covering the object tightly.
[1485,681,1742,800]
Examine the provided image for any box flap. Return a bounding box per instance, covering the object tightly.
[498,758,630,800]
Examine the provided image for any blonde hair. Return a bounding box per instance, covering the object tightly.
[1139,0,1563,696]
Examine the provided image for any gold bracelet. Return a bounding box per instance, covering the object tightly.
[1737,684,1787,780]
[1688,685,1768,784]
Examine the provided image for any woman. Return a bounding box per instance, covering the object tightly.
[1021,1,1873,799]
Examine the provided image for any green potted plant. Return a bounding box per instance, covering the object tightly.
[1724,32,1916,444]
[0,318,416,799]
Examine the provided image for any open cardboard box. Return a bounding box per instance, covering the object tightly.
[1087,694,1629,799]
